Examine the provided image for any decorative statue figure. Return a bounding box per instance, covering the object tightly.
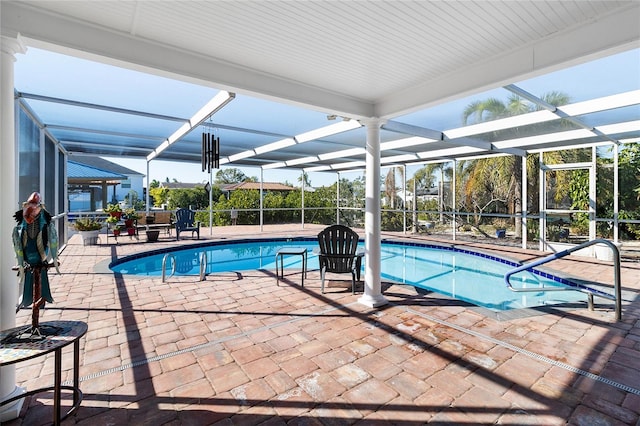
[12,192,60,318]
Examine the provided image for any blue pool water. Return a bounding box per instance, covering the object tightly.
[110,238,590,312]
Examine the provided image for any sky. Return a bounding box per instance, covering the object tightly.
[14,45,639,189]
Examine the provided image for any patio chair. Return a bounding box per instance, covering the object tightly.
[317,224,360,294]
[175,208,200,241]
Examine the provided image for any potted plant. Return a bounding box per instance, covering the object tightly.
[73,217,103,246]
[105,215,119,225]
[146,230,160,242]
[105,215,121,236]
[104,203,122,219]
[123,208,140,228]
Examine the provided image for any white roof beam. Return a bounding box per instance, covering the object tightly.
[504,85,620,143]
[382,120,443,141]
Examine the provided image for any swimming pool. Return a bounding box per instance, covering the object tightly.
[110,238,591,312]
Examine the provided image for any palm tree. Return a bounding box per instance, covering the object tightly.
[297,172,311,188]
[384,166,405,209]
[408,165,437,192]
[460,92,572,236]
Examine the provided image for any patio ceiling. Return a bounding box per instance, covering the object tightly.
[3,1,640,173]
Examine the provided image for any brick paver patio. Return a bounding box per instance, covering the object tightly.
[4,224,639,425]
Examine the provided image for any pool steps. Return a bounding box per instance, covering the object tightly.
[505,238,622,321]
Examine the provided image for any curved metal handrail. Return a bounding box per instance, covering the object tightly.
[505,238,621,321]
[199,251,208,281]
[161,252,208,282]
[161,254,176,283]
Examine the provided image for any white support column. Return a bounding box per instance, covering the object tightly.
[539,153,546,251]
[336,172,340,225]
[439,166,444,224]
[260,169,264,232]
[64,155,69,242]
[358,118,388,308]
[412,174,417,234]
[54,143,59,215]
[39,126,45,194]
[146,161,151,214]
[522,155,528,249]
[402,164,407,235]
[589,146,597,241]
[301,171,305,229]
[0,34,26,422]
[452,160,457,241]
[613,143,619,242]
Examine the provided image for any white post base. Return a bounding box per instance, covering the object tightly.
[358,293,389,308]
[0,386,25,422]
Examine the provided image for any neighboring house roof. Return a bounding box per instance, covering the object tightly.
[70,156,144,177]
[68,161,127,184]
[221,182,296,191]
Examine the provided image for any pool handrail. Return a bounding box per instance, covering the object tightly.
[199,251,207,281]
[161,254,176,282]
[161,252,208,282]
[504,238,621,321]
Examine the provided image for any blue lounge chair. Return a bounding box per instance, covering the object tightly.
[175,208,200,241]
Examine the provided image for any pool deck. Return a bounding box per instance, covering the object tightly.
[4,224,640,425]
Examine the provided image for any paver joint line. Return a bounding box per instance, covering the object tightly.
[401,304,640,396]
[66,294,640,398]
[64,301,362,386]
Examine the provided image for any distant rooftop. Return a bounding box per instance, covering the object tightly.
[70,157,145,177]
[68,160,127,184]
[221,182,296,191]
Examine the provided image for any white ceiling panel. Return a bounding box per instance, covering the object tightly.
[3,0,639,172]
[10,0,637,106]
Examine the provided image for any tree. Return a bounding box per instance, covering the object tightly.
[384,167,404,209]
[408,167,436,194]
[264,191,289,223]
[168,187,208,210]
[336,177,365,226]
[124,189,144,210]
[149,186,169,207]
[227,190,260,224]
[409,162,453,223]
[304,184,337,225]
[215,168,248,184]
[460,92,572,236]
[597,143,640,239]
[298,172,311,188]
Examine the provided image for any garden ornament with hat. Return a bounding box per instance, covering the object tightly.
[12,192,60,311]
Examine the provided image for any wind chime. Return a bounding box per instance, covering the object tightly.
[202,126,220,172]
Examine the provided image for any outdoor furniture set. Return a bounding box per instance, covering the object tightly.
[135,211,175,242]
[106,210,197,243]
